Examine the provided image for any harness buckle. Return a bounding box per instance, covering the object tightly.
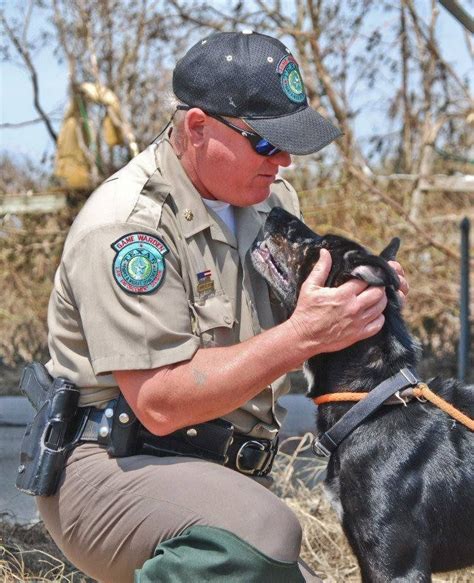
[312,439,331,458]
[400,368,418,385]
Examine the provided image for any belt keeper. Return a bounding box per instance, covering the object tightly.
[97,402,116,445]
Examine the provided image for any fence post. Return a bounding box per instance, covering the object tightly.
[458,217,470,382]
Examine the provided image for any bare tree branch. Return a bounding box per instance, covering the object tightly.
[399,4,413,172]
[1,11,58,143]
[405,0,472,102]
[1,115,60,128]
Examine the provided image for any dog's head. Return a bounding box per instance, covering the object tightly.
[251,207,401,312]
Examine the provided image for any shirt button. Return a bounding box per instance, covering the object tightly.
[224,316,232,325]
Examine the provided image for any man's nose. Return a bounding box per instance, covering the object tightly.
[270,150,291,167]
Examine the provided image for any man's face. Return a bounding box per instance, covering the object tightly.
[193,114,292,207]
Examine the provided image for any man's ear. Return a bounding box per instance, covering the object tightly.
[184,108,207,147]
[380,237,400,261]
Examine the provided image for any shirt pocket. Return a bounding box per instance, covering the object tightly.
[191,294,236,348]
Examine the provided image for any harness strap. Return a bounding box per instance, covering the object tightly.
[312,368,420,457]
[313,378,474,457]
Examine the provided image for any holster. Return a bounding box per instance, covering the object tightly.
[16,363,81,496]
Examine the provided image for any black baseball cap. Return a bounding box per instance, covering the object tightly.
[172,30,342,155]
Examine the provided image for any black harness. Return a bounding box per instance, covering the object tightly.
[312,367,420,458]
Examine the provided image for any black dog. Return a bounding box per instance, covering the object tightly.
[251,207,473,583]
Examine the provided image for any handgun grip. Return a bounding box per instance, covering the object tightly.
[19,362,54,411]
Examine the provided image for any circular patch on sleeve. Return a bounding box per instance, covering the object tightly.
[276,55,306,104]
[111,233,169,294]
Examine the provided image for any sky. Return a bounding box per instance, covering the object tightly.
[1,1,473,168]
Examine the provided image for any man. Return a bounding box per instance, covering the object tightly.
[36,31,408,582]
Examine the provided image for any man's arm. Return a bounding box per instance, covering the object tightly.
[114,250,388,435]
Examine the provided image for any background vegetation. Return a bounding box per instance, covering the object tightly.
[0,1,473,579]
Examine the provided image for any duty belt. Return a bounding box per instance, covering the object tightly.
[79,403,278,478]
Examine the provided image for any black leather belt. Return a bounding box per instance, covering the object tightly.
[78,405,278,477]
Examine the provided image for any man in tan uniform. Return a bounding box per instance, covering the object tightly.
[37,31,408,582]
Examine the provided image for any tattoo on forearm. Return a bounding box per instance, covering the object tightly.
[192,368,207,386]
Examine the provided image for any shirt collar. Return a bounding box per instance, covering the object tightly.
[156,137,212,239]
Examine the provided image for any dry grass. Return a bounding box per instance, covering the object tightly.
[0,515,94,582]
[2,438,472,582]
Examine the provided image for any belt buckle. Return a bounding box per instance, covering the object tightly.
[236,440,266,475]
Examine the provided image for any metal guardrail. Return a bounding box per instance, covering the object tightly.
[0,193,67,214]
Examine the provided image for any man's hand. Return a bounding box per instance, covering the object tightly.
[388,260,409,307]
[289,249,387,355]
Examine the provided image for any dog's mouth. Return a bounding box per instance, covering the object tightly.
[251,239,294,305]
[255,241,288,286]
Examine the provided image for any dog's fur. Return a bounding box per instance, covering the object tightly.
[251,207,474,583]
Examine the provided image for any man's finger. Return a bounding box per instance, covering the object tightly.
[356,286,386,310]
[305,248,333,288]
[338,277,369,296]
[397,290,407,308]
[389,261,409,293]
[361,293,388,322]
[388,260,404,277]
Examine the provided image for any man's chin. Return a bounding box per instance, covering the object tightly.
[248,186,272,205]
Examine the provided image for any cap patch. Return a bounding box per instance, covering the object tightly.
[277,55,306,104]
[111,233,169,294]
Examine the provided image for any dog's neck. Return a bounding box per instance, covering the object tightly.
[306,289,420,398]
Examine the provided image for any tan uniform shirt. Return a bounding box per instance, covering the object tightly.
[46,137,300,440]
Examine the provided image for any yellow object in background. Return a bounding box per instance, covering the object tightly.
[54,82,138,189]
[54,111,91,190]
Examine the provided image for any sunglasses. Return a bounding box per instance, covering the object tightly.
[176,105,281,157]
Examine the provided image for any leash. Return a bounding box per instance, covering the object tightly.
[312,369,474,458]
[412,383,474,430]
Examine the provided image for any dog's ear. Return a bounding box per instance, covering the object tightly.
[380,237,400,261]
[349,254,401,289]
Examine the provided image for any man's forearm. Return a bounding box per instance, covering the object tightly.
[115,318,313,435]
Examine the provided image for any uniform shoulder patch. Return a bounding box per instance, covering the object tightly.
[111,232,169,294]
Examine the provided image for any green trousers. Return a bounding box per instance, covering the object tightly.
[135,525,306,582]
